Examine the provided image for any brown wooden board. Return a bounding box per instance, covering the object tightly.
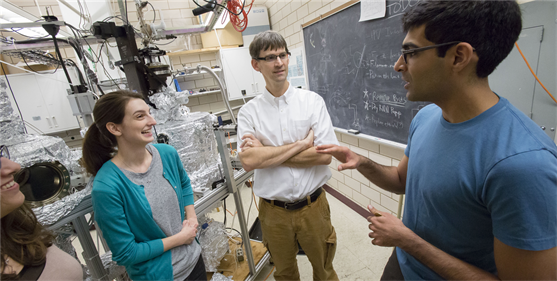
[206,238,268,281]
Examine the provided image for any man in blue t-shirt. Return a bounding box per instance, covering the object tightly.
[317,1,557,280]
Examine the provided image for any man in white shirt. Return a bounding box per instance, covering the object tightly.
[237,31,340,281]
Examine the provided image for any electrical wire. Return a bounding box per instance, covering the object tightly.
[20,53,60,74]
[192,0,253,32]
[263,267,275,281]
[195,0,244,16]
[245,182,254,229]
[23,120,45,134]
[514,42,556,104]
[152,38,178,46]
[224,0,254,32]
[66,24,122,89]
[9,28,49,39]
[147,2,157,23]
[1,63,28,134]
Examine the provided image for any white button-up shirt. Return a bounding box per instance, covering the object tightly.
[237,84,339,202]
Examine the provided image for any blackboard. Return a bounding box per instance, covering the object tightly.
[303,1,428,144]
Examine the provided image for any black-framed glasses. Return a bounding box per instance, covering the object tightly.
[255,52,291,63]
[401,41,462,64]
[0,145,9,160]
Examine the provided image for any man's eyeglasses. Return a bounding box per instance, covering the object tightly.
[401,41,462,64]
[255,52,291,63]
[0,145,9,160]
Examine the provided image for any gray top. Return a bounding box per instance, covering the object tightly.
[119,144,202,280]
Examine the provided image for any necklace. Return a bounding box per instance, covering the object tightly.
[117,150,152,174]
[121,161,146,174]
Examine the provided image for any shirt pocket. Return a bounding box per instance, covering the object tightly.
[292,119,311,141]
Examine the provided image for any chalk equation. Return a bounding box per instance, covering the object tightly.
[303,0,429,144]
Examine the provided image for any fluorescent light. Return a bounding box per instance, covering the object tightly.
[0,6,32,23]
[0,2,69,37]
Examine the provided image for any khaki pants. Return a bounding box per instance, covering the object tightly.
[259,191,339,281]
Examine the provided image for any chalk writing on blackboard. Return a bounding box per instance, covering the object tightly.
[303,0,428,144]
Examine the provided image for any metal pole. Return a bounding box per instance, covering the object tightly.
[73,216,108,281]
[117,0,128,24]
[233,190,256,275]
[214,129,256,275]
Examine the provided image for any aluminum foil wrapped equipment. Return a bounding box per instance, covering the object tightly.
[0,77,26,141]
[149,88,190,124]
[150,88,222,194]
[198,216,230,272]
[1,75,91,226]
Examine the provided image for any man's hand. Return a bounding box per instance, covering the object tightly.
[367,206,415,247]
[316,144,362,171]
[240,134,263,152]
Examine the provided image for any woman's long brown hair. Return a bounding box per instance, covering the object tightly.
[1,204,55,280]
[82,90,144,176]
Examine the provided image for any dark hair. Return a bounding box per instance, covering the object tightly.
[249,30,290,59]
[82,90,144,176]
[1,204,55,280]
[402,0,522,78]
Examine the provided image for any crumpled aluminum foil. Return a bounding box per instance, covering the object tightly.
[2,117,91,227]
[53,231,79,260]
[5,134,73,170]
[69,148,85,175]
[198,216,230,272]
[0,77,26,140]
[149,88,190,124]
[153,111,222,193]
[33,178,93,226]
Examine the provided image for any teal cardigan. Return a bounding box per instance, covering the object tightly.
[91,144,194,281]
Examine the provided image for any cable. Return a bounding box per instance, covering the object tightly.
[1,63,28,134]
[514,42,556,104]
[225,227,242,237]
[263,267,275,281]
[152,38,178,46]
[246,183,254,229]
[20,53,60,74]
[24,121,44,134]
[223,199,227,226]
[147,2,157,23]
[67,25,122,90]
[9,28,49,39]
[220,0,254,32]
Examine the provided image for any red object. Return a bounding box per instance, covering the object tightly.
[223,0,254,32]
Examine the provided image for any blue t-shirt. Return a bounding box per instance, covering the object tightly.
[398,96,557,280]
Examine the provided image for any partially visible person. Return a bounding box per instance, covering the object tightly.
[82,91,205,281]
[317,1,556,280]
[1,145,84,281]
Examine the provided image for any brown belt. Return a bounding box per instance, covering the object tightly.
[264,187,323,210]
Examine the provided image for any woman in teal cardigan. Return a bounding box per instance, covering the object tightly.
[82,91,206,281]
